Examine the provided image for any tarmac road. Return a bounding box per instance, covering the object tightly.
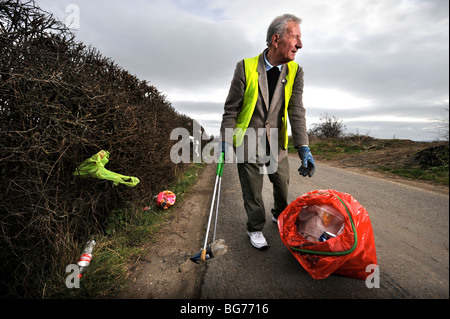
[200,156,449,299]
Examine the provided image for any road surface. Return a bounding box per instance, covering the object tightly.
[200,156,449,299]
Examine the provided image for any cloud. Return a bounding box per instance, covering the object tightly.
[34,0,449,141]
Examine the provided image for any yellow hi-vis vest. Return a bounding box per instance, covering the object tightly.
[234,54,299,149]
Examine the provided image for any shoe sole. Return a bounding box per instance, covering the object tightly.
[249,241,269,250]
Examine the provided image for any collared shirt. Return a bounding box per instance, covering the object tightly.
[263,49,282,72]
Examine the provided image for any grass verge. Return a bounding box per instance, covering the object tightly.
[48,162,205,298]
[288,136,449,186]
[375,165,449,185]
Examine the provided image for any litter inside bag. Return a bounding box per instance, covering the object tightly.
[296,205,345,242]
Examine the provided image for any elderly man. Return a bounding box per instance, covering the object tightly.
[220,14,315,250]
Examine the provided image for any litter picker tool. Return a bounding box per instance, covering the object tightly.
[190,152,227,263]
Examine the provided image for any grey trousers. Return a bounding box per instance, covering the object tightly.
[237,156,290,232]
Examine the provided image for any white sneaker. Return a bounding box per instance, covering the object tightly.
[247,231,268,250]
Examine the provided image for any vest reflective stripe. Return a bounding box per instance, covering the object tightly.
[282,61,299,149]
[234,55,259,147]
[234,54,299,149]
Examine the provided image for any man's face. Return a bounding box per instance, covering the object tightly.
[275,21,302,63]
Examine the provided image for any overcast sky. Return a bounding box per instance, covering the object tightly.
[35,0,449,141]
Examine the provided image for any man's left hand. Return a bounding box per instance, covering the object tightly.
[297,146,315,177]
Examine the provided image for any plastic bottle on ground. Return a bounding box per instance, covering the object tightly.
[77,240,96,275]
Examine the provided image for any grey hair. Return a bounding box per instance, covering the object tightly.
[266,14,302,47]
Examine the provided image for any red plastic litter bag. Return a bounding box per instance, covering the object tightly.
[156,191,176,210]
[278,189,377,280]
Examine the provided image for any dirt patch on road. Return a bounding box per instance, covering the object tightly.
[115,164,216,299]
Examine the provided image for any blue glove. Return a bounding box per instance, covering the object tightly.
[297,146,315,177]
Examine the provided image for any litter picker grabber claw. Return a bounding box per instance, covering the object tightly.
[190,152,226,263]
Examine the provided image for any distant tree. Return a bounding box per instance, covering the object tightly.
[308,113,346,139]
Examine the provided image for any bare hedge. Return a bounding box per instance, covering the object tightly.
[0,0,200,297]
